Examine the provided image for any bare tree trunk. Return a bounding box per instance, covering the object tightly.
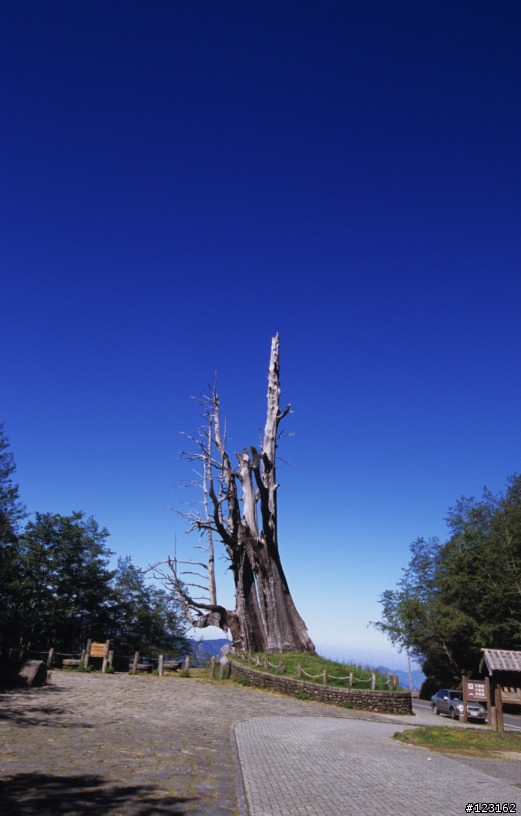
[237,336,315,652]
[158,334,314,654]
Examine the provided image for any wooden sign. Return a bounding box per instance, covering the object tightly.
[90,642,108,658]
[466,680,487,701]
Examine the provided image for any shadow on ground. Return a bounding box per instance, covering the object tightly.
[0,772,195,815]
[0,685,95,728]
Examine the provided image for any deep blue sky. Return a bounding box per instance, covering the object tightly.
[2,1,521,668]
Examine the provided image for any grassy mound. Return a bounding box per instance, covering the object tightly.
[236,652,395,690]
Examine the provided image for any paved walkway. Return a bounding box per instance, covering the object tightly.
[233,715,521,816]
[1,671,520,815]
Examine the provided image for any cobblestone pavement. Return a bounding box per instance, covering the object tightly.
[0,670,364,815]
[1,671,520,816]
[234,716,521,816]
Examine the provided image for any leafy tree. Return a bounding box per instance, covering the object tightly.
[110,556,189,656]
[16,511,115,651]
[0,423,26,544]
[0,423,26,644]
[375,476,521,688]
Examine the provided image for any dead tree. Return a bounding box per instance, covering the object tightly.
[156,334,315,654]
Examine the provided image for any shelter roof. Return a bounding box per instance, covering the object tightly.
[481,649,521,674]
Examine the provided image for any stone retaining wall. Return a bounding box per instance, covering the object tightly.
[229,661,412,714]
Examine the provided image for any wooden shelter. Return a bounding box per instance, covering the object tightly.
[480,648,521,731]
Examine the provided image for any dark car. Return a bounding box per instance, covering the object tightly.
[430,689,487,721]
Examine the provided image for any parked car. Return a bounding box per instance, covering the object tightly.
[430,689,487,721]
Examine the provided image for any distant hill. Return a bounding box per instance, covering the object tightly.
[377,665,425,691]
[188,638,232,665]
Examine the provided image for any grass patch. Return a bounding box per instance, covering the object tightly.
[239,652,393,689]
[394,726,521,757]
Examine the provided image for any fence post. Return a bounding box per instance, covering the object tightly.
[297,664,302,679]
[219,657,229,680]
[132,652,139,675]
[209,656,216,679]
[278,660,285,674]
[184,655,191,671]
[323,669,328,686]
[46,647,55,669]
[349,672,353,688]
[264,656,269,671]
[158,655,164,677]
[84,639,92,669]
[371,672,376,690]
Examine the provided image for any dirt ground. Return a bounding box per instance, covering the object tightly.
[0,668,356,815]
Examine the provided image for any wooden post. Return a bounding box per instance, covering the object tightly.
[495,684,504,733]
[209,656,215,679]
[46,647,55,669]
[158,655,164,677]
[184,655,191,671]
[108,650,114,668]
[132,652,139,675]
[264,656,269,671]
[297,664,302,679]
[84,639,92,669]
[484,677,492,728]
[323,669,328,686]
[389,673,397,691]
[349,672,353,688]
[219,657,229,680]
[461,676,468,724]
[278,659,285,674]
[371,672,376,690]
[486,677,497,730]
[101,640,110,673]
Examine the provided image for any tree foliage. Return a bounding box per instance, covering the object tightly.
[15,511,116,651]
[374,475,521,686]
[0,423,27,642]
[0,422,188,658]
[111,556,189,656]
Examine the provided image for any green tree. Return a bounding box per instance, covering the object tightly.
[0,423,26,644]
[111,556,189,656]
[17,511,115,651]
[375,476,521,688]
